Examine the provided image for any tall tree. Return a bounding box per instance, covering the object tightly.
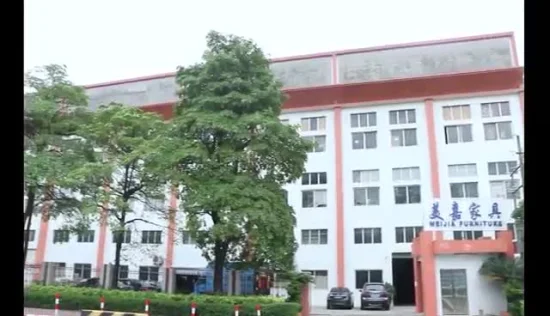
[68,104,169,287]
[153,31,312,292]
[24,64,92,265]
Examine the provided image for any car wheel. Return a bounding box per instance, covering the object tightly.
[327,302,331,310]
[383,303,390,310]
[348,304,354,310]
[360,304,365,310]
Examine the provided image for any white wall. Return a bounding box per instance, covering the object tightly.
[435,254,507,315]
[31,93,523,306]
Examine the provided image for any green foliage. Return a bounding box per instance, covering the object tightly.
[66,104,171,285]
[512,200,524,222]
[24,285,299,316]
[479,255,524,316]
[24,64,93,263]
[383,282,395,296]
[277,271,313,303]
[150,31,312,291]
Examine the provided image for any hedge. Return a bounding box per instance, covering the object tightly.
[25,285,300,316]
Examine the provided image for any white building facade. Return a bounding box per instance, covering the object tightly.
[26,32,524,306]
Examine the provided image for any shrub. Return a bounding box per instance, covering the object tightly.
[24,285,299,316]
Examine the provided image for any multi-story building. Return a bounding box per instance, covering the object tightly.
[26,32,524,306]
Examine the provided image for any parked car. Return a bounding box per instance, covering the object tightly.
[326,287,354,310]
[118,279,142,291]
[140,280,162,292]
[360,283,392,310]
[74,277,100,288]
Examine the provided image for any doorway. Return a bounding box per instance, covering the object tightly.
[392,253,415,306]
[175,274,199,294]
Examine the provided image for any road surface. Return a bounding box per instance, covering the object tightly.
[311,305,422,316]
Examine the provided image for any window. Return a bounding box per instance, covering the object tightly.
[392,167,420,181]
[141,231,162,244]
[488,161,518,176]
[301,229,328,245]
[301,117,326,132]
[181,230,195,244]
[444,125,473,144]
[394,185,421,204]
[302,190,327,208]
[303,136,326,152]
[450,182,479,198]
[490,180,521,199]
[112,230,132,243]
[302,270,328,289]
[440,269,469,315]
[389,109,416,125]
[301,172,327,185]
[352,132,377,149]
[391,129,417,147]
[453,231,483,240]
[24,229,35,242]
[353,187,380,206]
[74,263,92,279]
[118,265,129,279]
[484,122,513,140]
[352,169,379,183]
[139,266,159,282]
[442,105,471,121]
[395,227,423,243]
[77,230,95,243]
[355,270,383,289]
[448,164,477,177]
[53,230,70,243]
[481,101,511,118]
[351,112,377,128]
[354,228,382,244]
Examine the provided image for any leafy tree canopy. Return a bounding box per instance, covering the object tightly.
[150,31,312,290]
[66,103,171,286]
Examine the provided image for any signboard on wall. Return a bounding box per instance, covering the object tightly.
[424,199,511,231]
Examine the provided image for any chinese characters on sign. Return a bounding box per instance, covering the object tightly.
[425,200,509,231]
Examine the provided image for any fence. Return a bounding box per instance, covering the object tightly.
[25,264,165,289]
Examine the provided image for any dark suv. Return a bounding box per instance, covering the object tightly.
[326,287,354,310]
[360,283,392,310]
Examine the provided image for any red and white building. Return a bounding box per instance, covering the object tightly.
[27,32,523,315]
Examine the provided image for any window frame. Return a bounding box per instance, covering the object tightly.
[301,189,328,208]
[390,128,418,147]
[350,112,377,128]
[444,124,473,144]
[394,185,422,204]
[389,109,416,125]
[77,230,95,243]
[301,229,328,245]
[354,228,382,244]
[395,226,423,243]
[141,230,162,244]
[351,131,377,150]
[450,182,479,198]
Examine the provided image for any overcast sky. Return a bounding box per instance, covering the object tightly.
[25,0,524,86]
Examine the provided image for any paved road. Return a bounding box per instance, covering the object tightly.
[25,307,80,316]
[311,305,422,316]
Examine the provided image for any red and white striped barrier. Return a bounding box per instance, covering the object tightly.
[100,295,105,311]
[234,304,240,316]
[54,293,60,316]
[144,298,150,315]
[255,304,262,316]
[190,302,197,316]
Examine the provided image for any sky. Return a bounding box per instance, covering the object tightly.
[24,0,524,86]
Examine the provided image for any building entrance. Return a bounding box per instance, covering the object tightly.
[392,253,415,306]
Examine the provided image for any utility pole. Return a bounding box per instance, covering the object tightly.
[509,135,524,258]
[516,135,525,185]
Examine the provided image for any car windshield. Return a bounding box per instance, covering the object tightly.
[364,284,385,291]
[330,287,349,293]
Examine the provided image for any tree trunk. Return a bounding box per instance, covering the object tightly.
[111,211,126,289]
[213,240,228,293]
[24,188,36,266]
